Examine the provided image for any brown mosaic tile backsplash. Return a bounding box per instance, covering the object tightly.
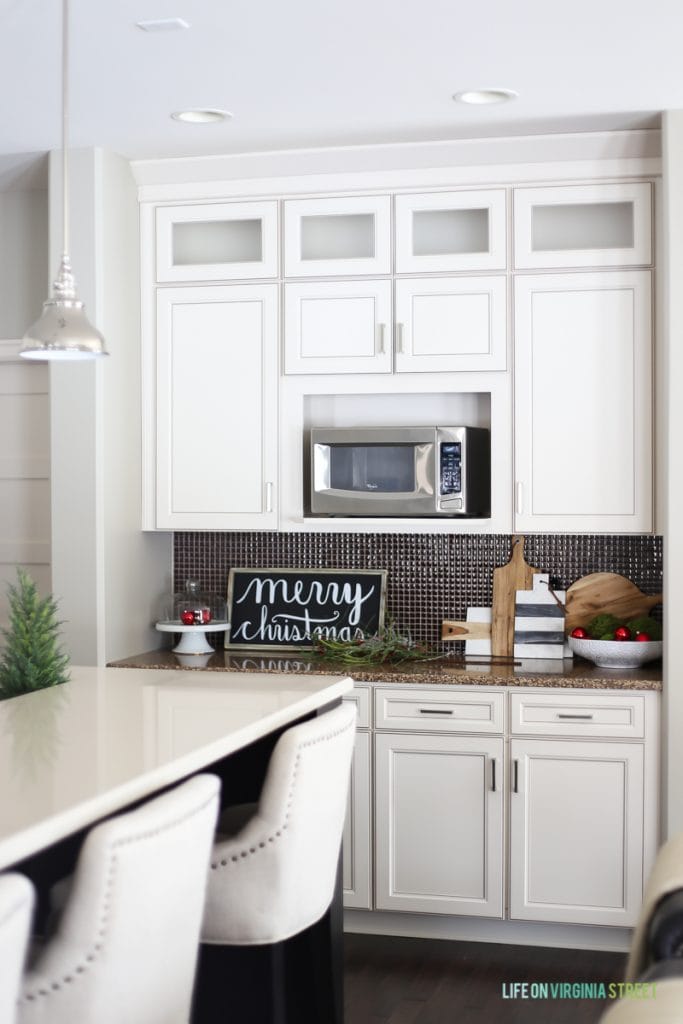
[173,533,663,652]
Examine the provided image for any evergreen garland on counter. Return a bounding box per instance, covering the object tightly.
[311,622,438,665]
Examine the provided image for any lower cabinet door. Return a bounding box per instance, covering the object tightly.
[375,731,504,917]
[343,731,372,910]
[509,738,644,927]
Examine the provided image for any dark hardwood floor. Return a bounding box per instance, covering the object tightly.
[344,933,626,1024]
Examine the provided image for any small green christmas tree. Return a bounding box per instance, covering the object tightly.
[0,569,69,700]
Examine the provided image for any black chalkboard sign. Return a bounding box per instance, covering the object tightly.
[225,567,387,651]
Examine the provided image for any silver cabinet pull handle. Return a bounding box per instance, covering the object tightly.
[265,481,274,513]
[491,757,497,792]
[396,322,405,354]
[375,323,386,355]
[418,708,454,715]
[557,713,594,720]
[513,759,519,793]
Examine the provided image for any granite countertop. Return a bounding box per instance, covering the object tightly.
[109,649,663,691]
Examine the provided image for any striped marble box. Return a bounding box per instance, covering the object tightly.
[514,574,570,659]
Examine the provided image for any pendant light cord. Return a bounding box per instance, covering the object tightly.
[61,0,69,259]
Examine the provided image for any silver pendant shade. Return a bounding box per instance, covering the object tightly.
[20,0,108,361]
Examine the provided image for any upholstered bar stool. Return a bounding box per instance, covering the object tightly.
[18,773,220,1024]
[196,702,356,1024]
[0,874,34,1024]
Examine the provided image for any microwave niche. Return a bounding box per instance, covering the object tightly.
[310,426,490,518]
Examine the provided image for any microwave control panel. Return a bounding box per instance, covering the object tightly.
[439,442,462,496]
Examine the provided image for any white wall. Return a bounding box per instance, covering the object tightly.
[661,113,683,838]
[49,148,171,665]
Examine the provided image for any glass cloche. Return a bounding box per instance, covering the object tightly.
[159,579,227,627]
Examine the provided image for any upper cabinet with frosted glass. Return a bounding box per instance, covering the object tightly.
[283,196,391,276]
[513,183,652,269]
[394,190,507,273]
[156,201,279,281]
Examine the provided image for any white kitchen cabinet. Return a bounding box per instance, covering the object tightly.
[514,270,652,533]
[508,688,655,930]
[509,737,644,927]
[156,284,278,529]
[395,190,506,273]
[284,280,392,374]
[156,201,278,281]
[394,276,507,373]
[343,731,372,909]
[343,686,372,910]
[283,195,391,277]
[375,730,504,918]
[513,183,652,269]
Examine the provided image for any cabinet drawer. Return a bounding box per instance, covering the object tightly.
[375,688,504,734]
[510,691,645,739]
[344,686,371,729]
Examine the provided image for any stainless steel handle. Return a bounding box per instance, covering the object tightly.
[396,322,405,354]
[557,713,594,720]
[513,759,519,793]
[491,757,497,792]
[418,708,454,716]
[375,323,386,355]
[265,481,274,513]
[516,482,523,516]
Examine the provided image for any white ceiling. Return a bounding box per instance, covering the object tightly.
[0,0,680,164]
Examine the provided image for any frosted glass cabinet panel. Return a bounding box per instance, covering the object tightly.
[156,201,278,281]
[284,195,391,276]
[513,183,652,268]
[395,190,506,272]
[514,271,652,533]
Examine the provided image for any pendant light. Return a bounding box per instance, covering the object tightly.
[20,0,108,360]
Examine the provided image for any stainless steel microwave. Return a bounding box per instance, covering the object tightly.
[310,426,490,517]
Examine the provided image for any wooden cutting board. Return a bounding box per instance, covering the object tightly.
[564,573,662,634]
[491,536,539,658]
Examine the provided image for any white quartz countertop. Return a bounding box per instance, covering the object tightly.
[0,665,352,871]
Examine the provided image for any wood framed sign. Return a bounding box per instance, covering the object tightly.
[225,567,387,650]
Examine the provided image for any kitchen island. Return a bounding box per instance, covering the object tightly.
[0,665,353,1024]
[0,665,353,871]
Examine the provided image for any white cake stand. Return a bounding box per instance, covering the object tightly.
[155,621,228,655]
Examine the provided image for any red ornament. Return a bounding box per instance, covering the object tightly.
[201,608,212,624]
[614,626,631,641]
[635,632,652,642]
[180,610,195,625]
[570,627,588,639]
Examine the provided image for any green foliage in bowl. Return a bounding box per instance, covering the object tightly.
[586,613,662,641]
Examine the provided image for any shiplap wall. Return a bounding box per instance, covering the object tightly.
[0,342,50,632]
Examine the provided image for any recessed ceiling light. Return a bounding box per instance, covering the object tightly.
[453,88,518,105]
[171,109,233,124]
[136,18,190,32]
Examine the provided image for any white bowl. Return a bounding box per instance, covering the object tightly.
[568,636,663,669]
